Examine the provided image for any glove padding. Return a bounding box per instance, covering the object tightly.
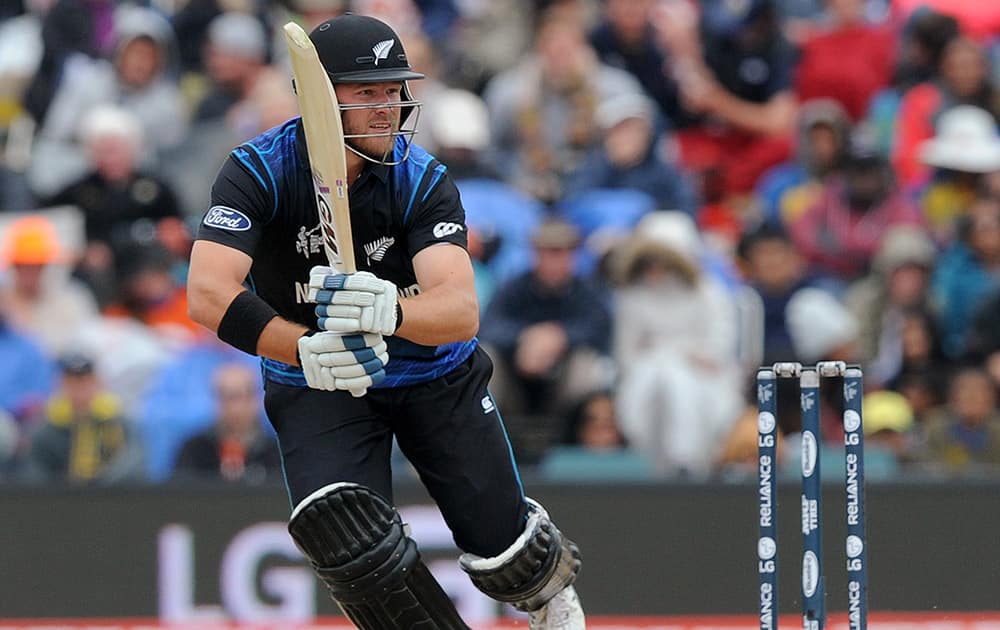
[298,332,388,397]
[308,266,398,335]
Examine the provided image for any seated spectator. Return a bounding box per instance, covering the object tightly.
[169,1,274,76]
[793,0,896,121]
[844,225,938,384]
[0,214,99,354]
[173,362,278,484]
[190,11,272,125]
[736,223,817,366]
[482,5,645,202]
[479,218,613,464]
[104,243,202,344]
[788,130,924,285]
[19,352,144,483]
[931,197,1000,357]
[864,8,959,156]
[564,92,698,215]
[917,105,1000,243]
[589,0,687,126]
[916,366,1000,473]
[611,211,743,476]
[162,11,287,217]
[20,0,113,129]
[44,105,186,307]
[754,99,850,227]
[27,5,187,196]
[862,390,918,475]
[894,365,949,425]
[138,335,259,482]
[428,88,544,290]
[539,390,655,481]
[892,36,999,190]
[652,0,797,200]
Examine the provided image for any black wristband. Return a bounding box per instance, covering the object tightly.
[217,290,279,355]
[394,301,404,332]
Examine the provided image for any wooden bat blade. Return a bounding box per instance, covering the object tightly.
[283,21,356,273]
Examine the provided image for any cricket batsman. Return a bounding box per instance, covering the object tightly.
[187,12,585,630]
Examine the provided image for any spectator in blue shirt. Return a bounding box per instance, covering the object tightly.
[480,218,614,464]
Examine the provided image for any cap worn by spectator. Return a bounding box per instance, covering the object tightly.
[208,12,267,61]
[612,211,703,285]
[919,105,1000,174]
[799,99,850,132]
[862,390,915,435]
[786,288,859,363]
[2,215,62,266]
[532,219,581,250]
[595,93,655,131]
[78,105,144,153]
[57,352,96,376]
[633,211,702,264]
[845,125,884,168]
[114,5,175,52]
[872,225,937,276]
[430,89,491,152]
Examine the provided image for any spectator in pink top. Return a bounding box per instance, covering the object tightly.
[788,130,925,284]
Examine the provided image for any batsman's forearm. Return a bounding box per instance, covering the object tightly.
[258,317,311,365]
[395,285,479,346]
[189,279,307,365]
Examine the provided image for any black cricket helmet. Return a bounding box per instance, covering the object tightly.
[310,14,424,165]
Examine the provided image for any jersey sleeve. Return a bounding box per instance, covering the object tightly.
[195,149,274,256]
[403,168,469,257]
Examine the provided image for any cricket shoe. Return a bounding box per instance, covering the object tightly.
[528,585,585,630]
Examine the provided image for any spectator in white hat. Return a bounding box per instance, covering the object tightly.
[918,105,1000,242]
[611,211,743,477]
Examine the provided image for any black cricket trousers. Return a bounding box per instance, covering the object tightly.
[264,345,528,558]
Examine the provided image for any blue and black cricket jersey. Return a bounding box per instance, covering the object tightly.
[196,118,477,388]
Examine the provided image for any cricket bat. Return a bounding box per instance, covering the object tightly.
[283,21,357,274]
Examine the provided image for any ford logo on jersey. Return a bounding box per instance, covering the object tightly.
[204,206,252,231]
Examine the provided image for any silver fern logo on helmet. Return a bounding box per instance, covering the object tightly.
[372,39,394,65]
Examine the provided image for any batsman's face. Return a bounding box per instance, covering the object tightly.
[336,82,403,159]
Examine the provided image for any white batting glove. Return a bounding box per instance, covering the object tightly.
[297,332,388,397]
[308,267,399,335]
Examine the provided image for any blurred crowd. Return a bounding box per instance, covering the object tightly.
[2,0,1000,485]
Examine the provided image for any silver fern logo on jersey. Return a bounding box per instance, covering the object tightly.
[372,39,394,65]
[364,236,396,265]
